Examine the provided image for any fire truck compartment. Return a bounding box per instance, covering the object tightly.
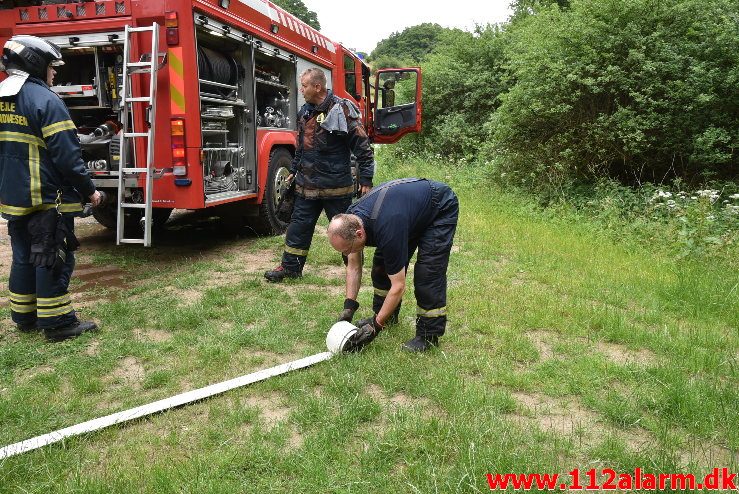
[196,27,297,202]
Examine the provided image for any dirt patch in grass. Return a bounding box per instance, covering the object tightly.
[679,438,738,471]
[106,356,145,389]
[510,391,604,435]
[508,390,659,452]
[19,365,54,383]
[365,383,442,419]
[527,330,555,360]
[84,339,101,356]
[595,341,656,366]
[286,427,304,450]
[133,328,173,343]
[524,330,657,366]
[0,318,21,343]
[244,391,291,428]
[309,264,345,279]
[73,263,131,301]
[273,280,344,298]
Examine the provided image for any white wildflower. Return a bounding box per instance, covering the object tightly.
[730,193,739,200]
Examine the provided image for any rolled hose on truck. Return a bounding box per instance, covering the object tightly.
[0,321,361,459]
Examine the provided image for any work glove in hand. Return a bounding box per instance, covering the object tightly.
[27,210,79,276]
[337,298,359,322]
[344,316,383,353]
[28,209,60,270]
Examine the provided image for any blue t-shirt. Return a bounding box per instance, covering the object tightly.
[348,179,434,275]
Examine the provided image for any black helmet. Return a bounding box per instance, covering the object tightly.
[1,35,64,80]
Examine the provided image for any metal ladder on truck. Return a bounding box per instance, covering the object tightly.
[116,23,160,246]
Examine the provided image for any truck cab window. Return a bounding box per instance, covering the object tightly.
[343,53,357,100]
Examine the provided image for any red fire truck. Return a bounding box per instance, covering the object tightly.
[0,0,422,245]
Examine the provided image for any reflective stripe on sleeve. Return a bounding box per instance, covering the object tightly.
[41,120,76,138]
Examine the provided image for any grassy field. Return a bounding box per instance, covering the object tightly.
[0,157,736,493]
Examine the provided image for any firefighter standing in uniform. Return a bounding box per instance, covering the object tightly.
[264,68,375,282]
[327,179,459,352]
[0,35,102,342]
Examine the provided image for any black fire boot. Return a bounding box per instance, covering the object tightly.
[264,265,302,283]
[401,335,439,352]
[44,320,98,343]
[16,321,39,333]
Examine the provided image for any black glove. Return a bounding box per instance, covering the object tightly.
[28,209,60,270]
[344,316,383,353]
[27,209,79,276]
[338,298,359,322]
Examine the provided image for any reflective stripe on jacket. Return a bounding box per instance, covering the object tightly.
[0,77,94,217]
[291,92,374,198]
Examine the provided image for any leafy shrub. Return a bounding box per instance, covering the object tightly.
[489,0,739,191]
[392,25,510,159]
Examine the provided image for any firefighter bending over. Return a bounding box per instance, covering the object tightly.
[0,35,102,342]
[264,68,376,282]
[327,179,459,352]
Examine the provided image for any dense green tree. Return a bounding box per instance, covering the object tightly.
[490,0,739,189]
[509,0,570,21]
[272,0,320,30]
[394,25,509,158]
[369,23,460,68]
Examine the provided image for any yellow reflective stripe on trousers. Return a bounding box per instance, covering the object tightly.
[37,293,72,318]
[416,306,447,317]
[38,305,74,317]
[10,291,37,313]
[0,131,46,148]
[11,301,37,313]
[284,245,309,256]
[37,293,72,306]
[9,291,36,302]
[0,202,83,216]
[373,287,389,297]
[29,143,41,206]
[41,120,76,138]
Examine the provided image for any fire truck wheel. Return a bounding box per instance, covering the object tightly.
[252,147,292,235]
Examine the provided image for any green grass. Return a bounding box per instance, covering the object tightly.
[0,156,736,492]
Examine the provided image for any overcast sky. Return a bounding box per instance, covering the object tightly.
[300,0,513,54]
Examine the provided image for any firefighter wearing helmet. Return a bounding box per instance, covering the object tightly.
[0,35,102,342]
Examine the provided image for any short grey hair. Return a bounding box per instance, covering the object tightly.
[328,214,362,241]
[301,67,326,87]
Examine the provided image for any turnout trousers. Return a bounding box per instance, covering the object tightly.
[7,215,78,329]
[281,195,352,273]
[371,182,459,337]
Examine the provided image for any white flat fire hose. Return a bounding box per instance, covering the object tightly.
[0,322,358,460]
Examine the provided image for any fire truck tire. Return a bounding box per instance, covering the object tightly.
[92,204,173,231]
[252,147,292,235]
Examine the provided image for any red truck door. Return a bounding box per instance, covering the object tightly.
[371,68,422,144]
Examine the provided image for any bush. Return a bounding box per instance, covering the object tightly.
[391,25,509,159]
[489,0,739,191]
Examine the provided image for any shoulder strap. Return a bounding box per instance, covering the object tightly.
[369,178,424,221]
